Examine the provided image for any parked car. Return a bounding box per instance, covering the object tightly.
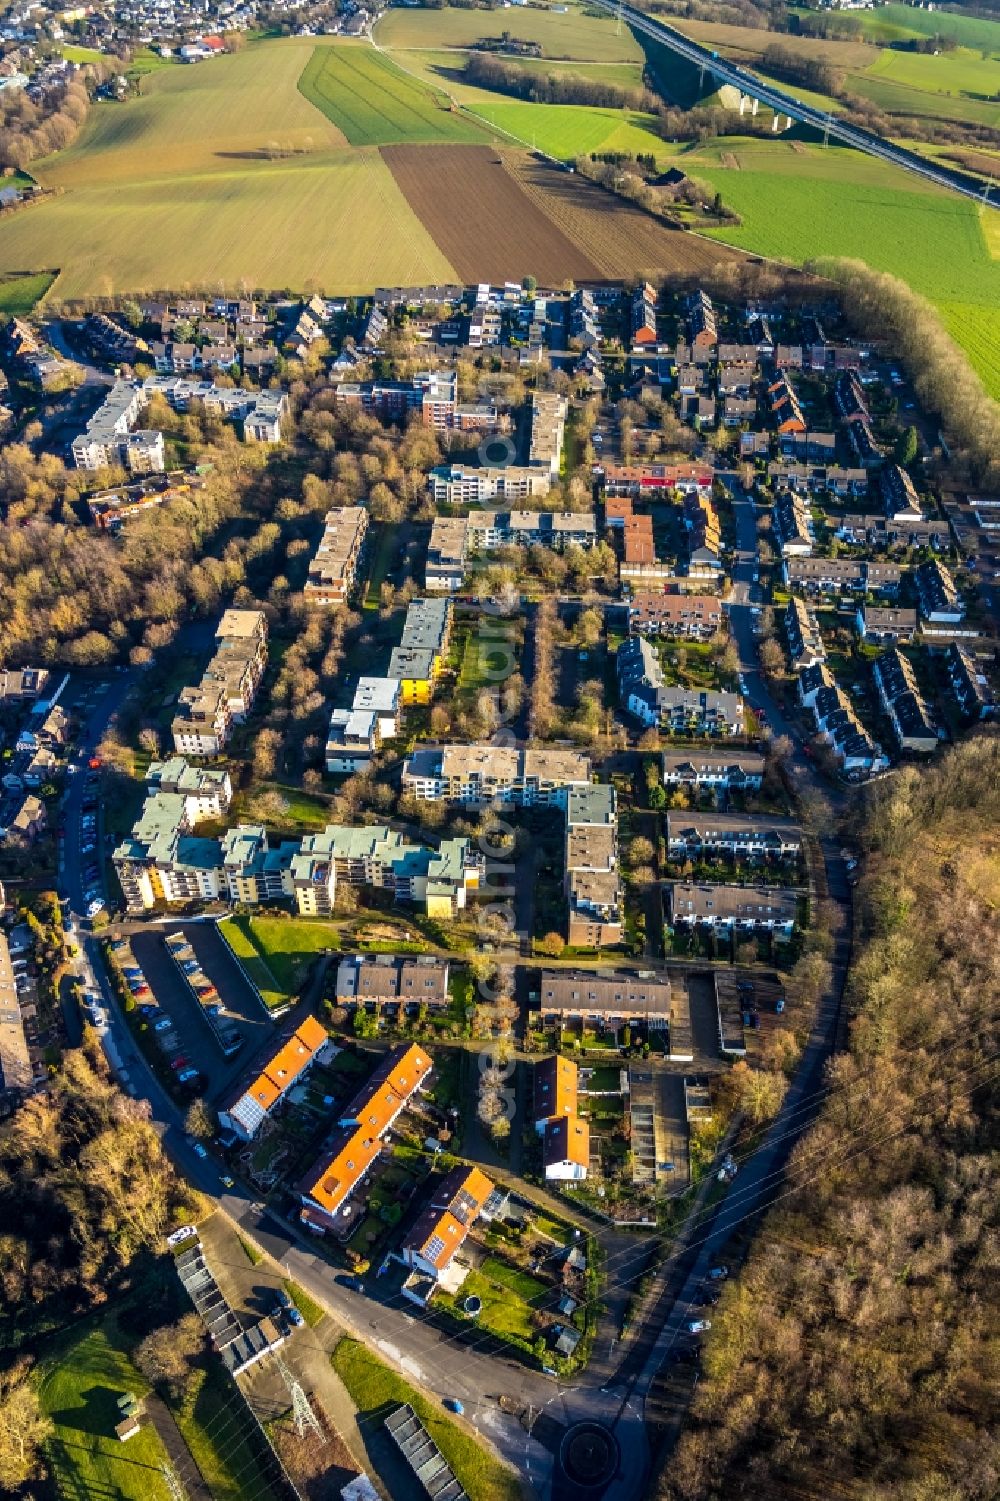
[443,1399,464,1415]
[177,1068,201,1087]
[191,1142,208,1160]
[707,1265,729,1281]
[687,1318,712,1334]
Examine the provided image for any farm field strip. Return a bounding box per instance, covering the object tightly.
[856,3,1000,54]
[462,98,663,159]
[0,150,457,301]
[374,0,643,62]
[298,43,487,145]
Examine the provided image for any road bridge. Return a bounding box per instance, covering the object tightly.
[592,0,998,208]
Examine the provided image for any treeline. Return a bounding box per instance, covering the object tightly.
[0,63,110,170]
[0,1043,198,1348]
[659,733,1000,1501]
[464,51,653,109]
[812,258,1000,488]
[761,41,846,97]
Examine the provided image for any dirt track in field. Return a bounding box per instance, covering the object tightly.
[381,143,603,283]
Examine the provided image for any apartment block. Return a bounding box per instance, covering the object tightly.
[427,463,551,505]
[668,882,799,936]
[528,391,568,475]
[402,743,591,808]
[565,783,622,949]
[304,506,368,606]
[171,608,268,755]
[71,380,165,472]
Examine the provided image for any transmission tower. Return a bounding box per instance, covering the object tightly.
[273,1353,326,1443]
[160,1464,188,1501]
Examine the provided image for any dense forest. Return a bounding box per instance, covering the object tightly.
[659,732,1000,1501]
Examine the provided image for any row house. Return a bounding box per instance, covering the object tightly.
[809,680,889,776]
[781,431,837,464]
[880,462,923,523]
[218,1016,331,1141]
[333,954,450,1018]
[768,374,805,435]
[534,1055,589,1179]
[686,289,717,349]
[297,1044,432,1233]
[785,597,826,670]
[872,647,939,754]
[784,556,902,598]
[631,281,658,346]
[834,513,950,551]
[661,749,764,790]
[536,969,674,1030]
[666,812,803,862]
[627,593,723,641]
[944,642,996,724]
[400,1165,498,1300]
[773,489,814,557]
[668,882,798,937]
[600,462,713,499]
[766,462,868,498]
[916,559,964,625]
[856,605,918,646]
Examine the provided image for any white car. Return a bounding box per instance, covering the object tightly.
[688,1318,712,1334]
[86,897,105,917]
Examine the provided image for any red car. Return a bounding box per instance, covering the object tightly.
[171,1056,190,1071]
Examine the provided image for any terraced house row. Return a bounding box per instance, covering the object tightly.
[171,609,268,757]
[303,505,369,606]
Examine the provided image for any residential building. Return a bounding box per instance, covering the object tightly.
[71,380,165,472]
[534,1054,579,1130]
[333,955,450,1016]
[298,1044,432,1231]
[944,642,996,723]
[146,758,232,821]
[0,667,49,702]
[834,513,950,551]
[543,1115,590,1181]
[6,793,46,847]
[303,507,368,606]
[565,783,622,949]
[0,930,32,1103]
[387,597,452,702]
[143,375,287,442]
[529,391,568,475]
[218,1016,331,1140]
[666,812,804,862]
[668,882,798,936]
[425,516,470,592]
[290,824,481,920]
[400,1164,496,1294]
[402,744,591,808]
[661,750,765,790]
[916,559,964,624]
[631,281,658,346]
[872,647,939,753]
[627,593,723,640]
[171,609,268,755]
[352,677,400,739]
[325,709,380,773]
[856,605,918,645]
[686,289,717,349]
[785,597,826,670]
[537,969,674,1029]
[617,637,743,734]
[427,464,551,505]
[465,509,597,552]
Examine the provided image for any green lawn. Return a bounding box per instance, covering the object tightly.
[283,1279,325,1328]
[374,1,643,62]
[39,1318,172,1501]
[298,42,489,145]
[176,1362,280,1501]
[0,269,56,316]
[220,914,339,1007]
[331,1337,523,1501]
[439,1267,539,1348]
[480,1255,548,1304]
[62,43,107,63]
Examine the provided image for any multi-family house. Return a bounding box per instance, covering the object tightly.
[333,955,450,1018]
[303,507,368,605]
[872,647,939,753]
[660,750,765,790]
[666,812,804,862]
[218,1016,331,1140]
[785,597,826,670]
[668,882,798,936]
[403,744,591,807]
[617,637,742,734]
[944,642,996,724]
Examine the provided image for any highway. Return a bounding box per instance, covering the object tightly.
[591,0,998,208]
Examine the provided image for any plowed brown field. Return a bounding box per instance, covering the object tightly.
[381,143,602,283]
[382,142,745,283]
[503,153,747,280]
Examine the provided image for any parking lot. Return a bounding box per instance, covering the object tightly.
[128,922,279,1103]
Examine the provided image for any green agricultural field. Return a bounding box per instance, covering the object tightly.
[61,43,107,63]
[374,1,643,62]
[464,97,663,158]
[39,1319,172,1501]
[298,43,488,145]
[0,149,455,301]
[0,269,56,316]
[684,137,1000,395]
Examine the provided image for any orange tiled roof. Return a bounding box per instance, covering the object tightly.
[544,1114,590,1169]
[535,1055,578,1123]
